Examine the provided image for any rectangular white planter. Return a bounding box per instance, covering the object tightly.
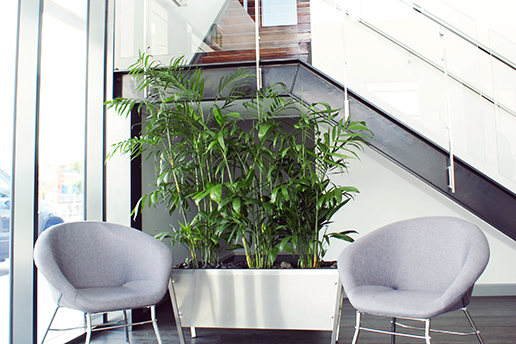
[168,268,344,344]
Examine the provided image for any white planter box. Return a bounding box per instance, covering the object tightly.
[168,268,344,344]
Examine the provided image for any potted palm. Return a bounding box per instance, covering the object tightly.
[106,54,372,343]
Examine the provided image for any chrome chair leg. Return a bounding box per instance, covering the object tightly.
[351,311,361,344]
[40,306,59,344]
[169,278,186,344]
[150,305,163,344]
[390,317,396,344]
[123,310,131,344]
[330,281,344,344]
[424,319,431,344]
[463,307,485,344]
[85,313,92,344]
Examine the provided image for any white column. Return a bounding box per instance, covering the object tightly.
[11,0,44,342]
[85,0,110,221]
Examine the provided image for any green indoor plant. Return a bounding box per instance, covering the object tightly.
[105,53,372,269]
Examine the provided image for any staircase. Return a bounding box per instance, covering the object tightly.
[114,59,516,242]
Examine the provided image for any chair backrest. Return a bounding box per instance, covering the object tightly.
[338,216,489,294]
[34,221,173,293]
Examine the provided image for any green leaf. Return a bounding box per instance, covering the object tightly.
[209,184,223,203]
[268,247,279,266]
[232,198,242,215]
[279,236,292,252]
[213,107,224,127]
[258,123,273,141]
[282,245,295,255]
[154,232,173,241]
[226,111,243,120]
[328,230,358,242]
[216,131,226,153]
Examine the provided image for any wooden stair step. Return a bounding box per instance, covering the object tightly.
[200,51,309,64]
[200,46,309,64]
[203,47,307,57]
[220,32,300,46]
[216,47,302,55]
[221,16,255,26]
[214,41,304,52]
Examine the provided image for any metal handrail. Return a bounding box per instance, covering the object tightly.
[345,11,516,119]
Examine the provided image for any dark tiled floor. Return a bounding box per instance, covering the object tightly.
[90,296,516,344]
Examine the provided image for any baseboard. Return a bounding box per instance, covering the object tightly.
[472,284,516,296]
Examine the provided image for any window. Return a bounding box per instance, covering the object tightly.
[36,1,87,341]
[0,0,17,341]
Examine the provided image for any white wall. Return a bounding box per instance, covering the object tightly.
[105,112,132,227]
[311,0,516,292]
[140,152,190,265]
[324,144,516,292]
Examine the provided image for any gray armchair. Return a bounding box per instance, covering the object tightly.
[34,221,173,344]
[337,216,489,344]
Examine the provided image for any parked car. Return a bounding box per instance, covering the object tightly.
[0,169,64,262]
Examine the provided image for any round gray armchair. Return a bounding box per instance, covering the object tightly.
[337,216,489,344]
[34,221,173,344]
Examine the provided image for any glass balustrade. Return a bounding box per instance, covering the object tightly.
[311,0,516,192]
[489,33,516,183]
